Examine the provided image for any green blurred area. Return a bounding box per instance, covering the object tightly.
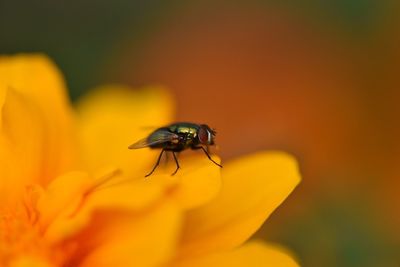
[0,0,388,99]
[258,192,399,267]
[1,1,399,266]
[0,0,181,99]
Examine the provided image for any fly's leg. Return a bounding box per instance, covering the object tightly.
[145,149,165,177]
[193,146,223,168]
[171,151,180,175]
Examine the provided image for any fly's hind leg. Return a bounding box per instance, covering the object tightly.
[145,149,165,177]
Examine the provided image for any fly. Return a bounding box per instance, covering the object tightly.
[128,122,222,177]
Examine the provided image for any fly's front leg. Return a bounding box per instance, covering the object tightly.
[193,146,223,168]
[171,151,180,175]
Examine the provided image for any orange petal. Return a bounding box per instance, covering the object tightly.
[79,201,182,267]
[0,54,77,185]
[173,241,299,267]
[75,85,174,179]
[178,151,301,257]
[0,86,45,205]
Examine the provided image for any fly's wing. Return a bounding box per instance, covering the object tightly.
[128,130,178,149]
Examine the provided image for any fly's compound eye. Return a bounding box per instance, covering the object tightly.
[198,126,211,144]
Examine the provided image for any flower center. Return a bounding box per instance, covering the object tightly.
[0,207,49,265]
[0,186,65,266]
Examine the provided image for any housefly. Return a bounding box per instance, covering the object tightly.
[128,122,222,177]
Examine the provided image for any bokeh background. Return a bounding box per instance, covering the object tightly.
[1,1,399,266]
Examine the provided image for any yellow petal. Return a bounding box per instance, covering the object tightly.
[178,152,301,257]
[76,86,222,209]
[145,154,222,210]
[173,241,299,267]
[9,256,55,267]
[36,170,163,243]
[76,85,174,179]
[0,54,77,185]
[165,154,222,210]
[79,201,182,267]
[0,86,45,205]
[36,171,91,231]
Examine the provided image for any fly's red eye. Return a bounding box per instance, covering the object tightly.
[198,127,209,144]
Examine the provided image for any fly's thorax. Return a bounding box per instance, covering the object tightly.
[169,124,198,135]
[165,122,216,146]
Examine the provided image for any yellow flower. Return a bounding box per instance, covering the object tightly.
[0,54,301,267]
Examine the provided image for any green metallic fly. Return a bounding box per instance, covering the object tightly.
[128,122,222,177]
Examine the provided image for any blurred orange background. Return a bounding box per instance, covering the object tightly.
[1,1,399,266]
